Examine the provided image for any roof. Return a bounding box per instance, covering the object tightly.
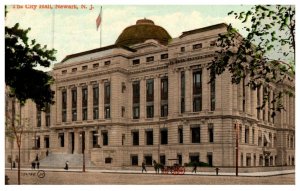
[115,19,172,47]
[61,44,136,63]
[179,23,228,38]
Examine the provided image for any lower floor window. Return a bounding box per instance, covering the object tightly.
[144,155,152,165]
[131,155,138,166]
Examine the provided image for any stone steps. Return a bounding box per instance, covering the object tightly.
[40,153,95,168]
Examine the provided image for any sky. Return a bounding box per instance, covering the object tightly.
[5,4,255,70]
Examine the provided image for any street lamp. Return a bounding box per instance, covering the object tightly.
[80,131,85,172]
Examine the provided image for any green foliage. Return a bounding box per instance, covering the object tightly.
[209,5,295,116]
[5,23,57,109]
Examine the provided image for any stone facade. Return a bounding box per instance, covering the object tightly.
[5,21,295,169]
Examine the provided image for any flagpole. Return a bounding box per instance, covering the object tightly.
[100,6,102,48]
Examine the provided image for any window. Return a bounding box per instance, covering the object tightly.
[122,134,125,145]
[131,155,138,166]
[258,130,262,146]
[102,131,108,146]
[161,77,168,100]
[193,43,202,50]
[122,82,126,93]
[160,155,166,165]
[242,78,246,112]
[146,130,153,145]
[62,70,67,74]
[257,86,261,119]
[93,63,99,68]
[189,153,199,163]
[122,106,125,117]
[147,105,154,118]
[72,88,77,121]
[210,40,216,46]
[62,90,67,122]
[44,136,50,148]
[161,104,168,117]
[72,68,77,72]
[36,106,41,127]
[92,131,98,148]
[82,87,88,121]
[104,106,110,119]
[245,126,249,144]
[132,59,140,65]
[93,85,99,120]
[45,104,50,127]
[252,128,255,144]
[208,123,214,143]
[59,133,64,147]
[146,79,154,102]
[207,153,213,167]
[145,155,152,165]
[82,65,88,70]
[181,71,185,113]
[178,127,183,144]
[160,129,168,145]
[104,82,110,119]
[193,70,202,112]
[180,47,185,52]
[191,126,200,143]
[132,131,139,145]
[210,70,215,111]
[104,60,111,65]
[132,81,140,119]
[105,157,112,163]
[146,56,154,62]
[177,154,182,165]
[161,53,168,60]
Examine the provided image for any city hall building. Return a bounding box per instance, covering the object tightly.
[5,19,295,169]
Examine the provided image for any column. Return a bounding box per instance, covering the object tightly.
[64,130,69,153]
[77,86,82,121]
[185,68,191,113]
[74,130,80,154]
[246,78,251,115]
[85,130,91,151]
[128,80,133,119]
[40,134,45,149]
[99,82,104,119]
[232,84,238,113]
[251,88,257,117]
[183,124,190,144]
[168,69,179,117]
[154,76,161,118]
[98,129,102,146]
[87,84,93,121]
[41,112,46,128]
[259,87,263,120]
[140,79,146,119]
[237,82,243,112]
[202,67,209,111]
[67,88,72,123]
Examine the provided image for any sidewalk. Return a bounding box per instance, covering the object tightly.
[5,167,294,177]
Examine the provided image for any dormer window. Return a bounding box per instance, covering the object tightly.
[104,61,111,65]
[161,53,168,60]
[93,63,99,68]
[72,68,77,72]
[82,65,88,70]
[133,59,140,65]
[146,56,154,62]
[193,43,202,50]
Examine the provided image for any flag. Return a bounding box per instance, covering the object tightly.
[96,13,101,30]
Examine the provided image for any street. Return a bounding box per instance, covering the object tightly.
[5,169,295,185]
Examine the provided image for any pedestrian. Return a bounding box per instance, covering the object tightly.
[37,161,40,169]
[192,163,197,173]
[35,154,39,162]
[64,161,69,170]
[153,160,158,174]
[32,161,36,170]
[142,161,147,173]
